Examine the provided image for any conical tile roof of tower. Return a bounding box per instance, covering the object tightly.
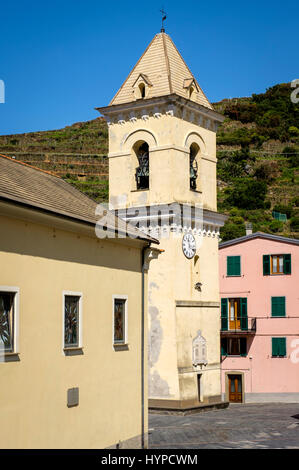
[109,32,213,110]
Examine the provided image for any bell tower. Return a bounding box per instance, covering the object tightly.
[97,31,227,410]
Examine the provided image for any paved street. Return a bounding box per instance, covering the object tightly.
[149,403,299,449]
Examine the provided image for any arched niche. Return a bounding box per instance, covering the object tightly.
[184,132,206,154]
[122,129,157,153]
[137,83,146,99]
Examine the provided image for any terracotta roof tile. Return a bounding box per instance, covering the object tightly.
[110,32,213,110]
[0,154,157,243]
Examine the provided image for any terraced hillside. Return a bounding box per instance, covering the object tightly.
[214,83,299,240]
[0,118,109,202]
[0,83,298,240]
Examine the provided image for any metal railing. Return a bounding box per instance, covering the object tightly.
[221,317,256,333]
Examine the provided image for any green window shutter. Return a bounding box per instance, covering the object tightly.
[272,338,279,356]
[227,256,241,276]
[221,298,228,331]
[235,256,241,276]
[279,338,286,357]
[283,254,291,274]
[263,255,270,275]
[271,297,286,317]
[227,257,233,276]
[240,298,248,330]
[221,338,227,356]
[240,338,247,356]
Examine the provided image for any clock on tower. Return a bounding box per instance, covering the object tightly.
[97,30,226,410]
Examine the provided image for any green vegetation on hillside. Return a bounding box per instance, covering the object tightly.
[215,83,299,241]
[214,83,299,146]
[0,118,108,154]
[0,83,298,240]
[0,118,109,202]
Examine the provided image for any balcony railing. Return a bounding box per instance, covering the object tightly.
[221,317,256,334]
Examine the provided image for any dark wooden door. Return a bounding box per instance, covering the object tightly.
[197,374,201,402]
[228,375,242,402]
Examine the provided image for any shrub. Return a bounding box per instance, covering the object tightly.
[269,220,284,233]
[225,179,267,210]
[273,204,294,219]
[289,126,299,136]
[230,216,245,225]
[254,162,279,182]
[220,222,246,242]
[264,200,271,209]
[290,217,299,231]
[229,208,240,217]
[291,196,299,207]
[282,146,299,168]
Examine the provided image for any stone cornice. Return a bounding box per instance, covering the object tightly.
[113,204,227,240]
[96,94,224,129]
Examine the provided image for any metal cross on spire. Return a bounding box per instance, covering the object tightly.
[160,8,167,32]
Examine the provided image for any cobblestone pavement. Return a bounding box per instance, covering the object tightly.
[149,403,299,449]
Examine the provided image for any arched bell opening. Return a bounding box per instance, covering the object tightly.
[189,143,200,191]
[133,141,149,190]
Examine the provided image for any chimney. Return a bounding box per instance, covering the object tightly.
[245,223,253,236]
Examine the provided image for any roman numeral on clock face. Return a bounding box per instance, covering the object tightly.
[182,233,196,259]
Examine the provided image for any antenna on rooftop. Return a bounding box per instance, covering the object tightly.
[160,8,167,32]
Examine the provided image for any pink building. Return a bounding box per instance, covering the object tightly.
[219,232,299,403]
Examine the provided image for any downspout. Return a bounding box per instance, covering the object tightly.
[141,243,151,449]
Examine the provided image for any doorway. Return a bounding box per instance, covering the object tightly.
[229,299,241,330]
[197,374,201,402]
[228,374,242,403]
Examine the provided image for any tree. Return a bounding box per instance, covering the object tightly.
[220,222,246,242]
[225,179,267,210]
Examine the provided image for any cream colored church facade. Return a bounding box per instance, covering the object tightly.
[98,32,226,409]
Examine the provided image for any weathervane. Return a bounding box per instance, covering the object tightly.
[160,8,167,32]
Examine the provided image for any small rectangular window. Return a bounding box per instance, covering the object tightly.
[221,337,247,356]
[227,256,241,276]
[113,297,127,344]
[271,297,286,317]
[64,295,81,349]
[264,254,292,276]
[272,337,286,357]
[271,255,284,274]
[0,292,15,352]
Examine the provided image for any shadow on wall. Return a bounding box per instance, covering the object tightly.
[0,214,142,273]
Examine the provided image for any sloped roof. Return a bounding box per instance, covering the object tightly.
[0,154,157,243]
[110,32,213,110]
[219,232,299,248]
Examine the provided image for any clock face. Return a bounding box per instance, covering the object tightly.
[182,233,196,259]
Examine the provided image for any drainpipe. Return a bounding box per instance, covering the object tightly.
[141,243,150,449]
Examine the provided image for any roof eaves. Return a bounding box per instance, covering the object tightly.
[166,34,213,110]
[219,231,299,248]
[109,34,159,106]
[0,190,159,245]
[0,153,60,179]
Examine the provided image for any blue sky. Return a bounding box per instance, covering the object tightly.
[0,0,298,135]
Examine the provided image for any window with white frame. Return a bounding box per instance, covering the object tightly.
[113,297,127,345]
[0,287,19,354]
[63,293,82,349]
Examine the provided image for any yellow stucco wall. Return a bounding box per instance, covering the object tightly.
[108,114,217,211]
[0,213,147,448]
[148,233,221,403]
[107,104,222,407]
